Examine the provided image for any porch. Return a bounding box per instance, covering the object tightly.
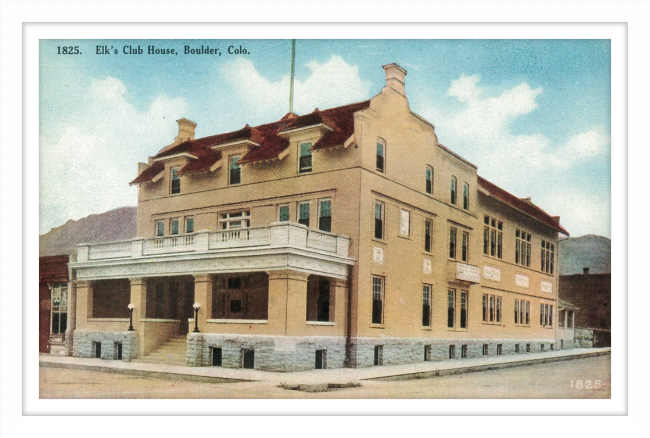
[69,222,353,367]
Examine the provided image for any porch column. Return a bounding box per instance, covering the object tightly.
[193,275,213,332]
[564,310,568,329]
[64,278,77,356]
[75,280,90,328]
[129,278,147,356]
[571,311,575,329]
[332,278,348,328]
[267,270,309,336]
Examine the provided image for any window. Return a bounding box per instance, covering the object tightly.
[114,342,123,360]
[515,229,531,267]
[447,289,456,328]
[219,211,250,230]
[449,227,457,259]
[482,293,502,324]
[155,220,164,237]
[299,142,312,173]
[449,345,456,359]
[278,204,290,222]
[229,155,241,185]
[424,345,432,361]
[318,199,332,232]
[461,344,468,358]
[424,219,433,252]
[526,343,531,352]
[515,344,520,353]
[463,182,470,209]
[374,201,385,240]
[482,344,489,356]
[541,240,555,274]
[212,347,222,366]
[374,345,383,366]
[425,166,433,194]
[483,215,503,258]
[170,166,181,194]
[50,282,68,335]
[170,217,179,235]
[242,349,255,369]
[450,176,457,204]
[184,216,194,234]
[372,276,385,325]
[514,299,531,325]
[376,140,385,172]
[422,284,432,327]
[497,344,503,355]
[399,210,410,237]
[540,303,554,327]
[315,349,326,369]
[460,291,468,329]
[461,230,470,262]
[541,343,545,351]
[93,342,102,358]
[298,202,310,227]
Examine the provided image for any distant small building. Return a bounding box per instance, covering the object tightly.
[39,255,72,355]
[559,267,610,347]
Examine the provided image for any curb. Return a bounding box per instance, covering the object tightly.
[40,361,248,384]
[369,350,611,381]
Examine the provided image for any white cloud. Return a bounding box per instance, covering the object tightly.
[40,76,188,234]
[445,74,481,103]
[221,55,372,121]
[421,74,610,237]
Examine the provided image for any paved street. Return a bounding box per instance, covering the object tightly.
[39,354,610,399]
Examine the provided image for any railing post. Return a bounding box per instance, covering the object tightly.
[336,236,350,257]
[130,239,144,258]
[270,222,290,246]
[77,246,89,262]
[195,231,209,252]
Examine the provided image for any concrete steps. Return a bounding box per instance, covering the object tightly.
[133,336,188,366]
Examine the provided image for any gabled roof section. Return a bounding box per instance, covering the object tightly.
[130,161,165,185]
[132,99,371,180]
[478,175,569,236]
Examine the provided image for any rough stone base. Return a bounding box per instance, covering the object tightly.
[574,328,594,348]
[349,337,559,368]
[187,334,346,372]
[72,330,138,362]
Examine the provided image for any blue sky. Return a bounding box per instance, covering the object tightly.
[39,39,611,237]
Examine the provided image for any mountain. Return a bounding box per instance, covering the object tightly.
[558,234,611,275]
[40,207,137,257]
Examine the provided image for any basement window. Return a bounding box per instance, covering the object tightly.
[212,347,222,366]
[114,342,123,360]
[93,342,102,358]
[424,345,432,361]
[315,350,326,369]
[461,344,468,359]
[449,345,456,359]
[374,345,383,366]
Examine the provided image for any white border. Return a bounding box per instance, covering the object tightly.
[1,3,647,438]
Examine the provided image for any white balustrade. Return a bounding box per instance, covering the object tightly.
[79,224,350,261]
[88,241,133,260]
[143,235,195,255]
[306,230,338,252]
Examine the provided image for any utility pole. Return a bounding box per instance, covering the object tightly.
[289,39,296,114]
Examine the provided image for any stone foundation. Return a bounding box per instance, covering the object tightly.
[350,337,558,368]
[72,330,139,361]
[185,334,558,371]
[187,334,346,372]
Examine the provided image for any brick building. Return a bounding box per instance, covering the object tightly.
[67,63,569,371]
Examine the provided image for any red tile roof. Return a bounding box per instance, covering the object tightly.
[131,100,371,182]
[478,176,569,236]
[130,161,164,185]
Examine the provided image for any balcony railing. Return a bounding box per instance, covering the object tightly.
[76,222,351,262]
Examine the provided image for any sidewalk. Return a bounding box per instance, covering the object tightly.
[40,347,610,386]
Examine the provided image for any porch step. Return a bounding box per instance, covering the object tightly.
[132,336,188,366]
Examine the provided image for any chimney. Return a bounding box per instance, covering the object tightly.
[382,63,407,96]
[175,118,197,143]
[583,267,590,275]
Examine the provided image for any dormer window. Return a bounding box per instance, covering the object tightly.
[229,155,241,185]
[170,167,181,194]
[299,142,312,173]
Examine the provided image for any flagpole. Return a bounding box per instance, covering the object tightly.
[289,39,296,114]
